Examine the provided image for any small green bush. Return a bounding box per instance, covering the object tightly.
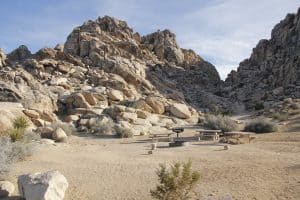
[13,116,29,129]
[150,160,200,200]
[244,119,277,133]
[116,127,133,138]
[272,112,289,121]
[8,128,24,142]
[202,114,237,132]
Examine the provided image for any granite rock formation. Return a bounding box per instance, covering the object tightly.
[224,8,300,110]
[0,15,222,135]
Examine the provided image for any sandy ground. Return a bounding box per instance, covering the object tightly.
[7,131,300,200]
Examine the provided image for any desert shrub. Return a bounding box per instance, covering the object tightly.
[0,137,12,179]
[50,122,75,136]
[272,112,289,121]
[254,103,264,110]
[23,130,41,142]
[116,127,133,138]
[202,114,237,132]
[92,118,115,135]
[0,136,35,180]
[150,160,200,200]
[7,128,24,142]
[6,117,33,142]
[13,116,29,129]
[244,119,277,133]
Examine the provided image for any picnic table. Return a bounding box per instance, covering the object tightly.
[149,133,173,140]
[223,132,256,143]
[149,126,187,142]
[196,129,222,141]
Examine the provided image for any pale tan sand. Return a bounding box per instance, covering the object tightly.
[7,132,300,200]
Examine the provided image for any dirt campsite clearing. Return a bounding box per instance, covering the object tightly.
[7,131,300,200]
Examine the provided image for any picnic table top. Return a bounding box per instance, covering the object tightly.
[224,131,256,135]
[196,129,222,133]
[149,133,173,137]
[166,125,201,130]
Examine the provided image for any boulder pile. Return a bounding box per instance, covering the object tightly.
[1,9,300,135]
[0,16,218,136]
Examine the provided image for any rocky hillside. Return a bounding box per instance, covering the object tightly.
[0,16,224,135]
[63,17,225,110]
[224,8,300,111]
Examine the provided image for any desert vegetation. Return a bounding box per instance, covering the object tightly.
[116,127,134,138]
[5,116,30,142]
[272,112,289,121]
[201,114,237,132]
[0,117,38,180]
[90,117,116,135]
[151,161,200,200]
[244,119,277,133]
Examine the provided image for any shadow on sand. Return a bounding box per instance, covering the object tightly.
[2,197,22,200]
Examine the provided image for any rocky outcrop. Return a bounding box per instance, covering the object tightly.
[0,49,6,68]
[224,8,300,110]
[0,15,225,136]
[63,16,222,111]
[142,29,184,64]
[7,45,31,64]
[18,170,68,200]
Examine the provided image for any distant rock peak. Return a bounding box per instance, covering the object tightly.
[224,7,300,110]
[7,45,32,64]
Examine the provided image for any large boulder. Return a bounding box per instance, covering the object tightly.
[66,93,91,109]
[107,89,123,101]
[52,128,67,142]
[82,92,97,106]
[0,181,15,198]
[23,109,40,119]
[145,96,165,114]
[133,99,153,113]
[170,103,191,119]
[18,170,68,200]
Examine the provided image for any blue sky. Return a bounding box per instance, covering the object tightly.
[0,0,299,79]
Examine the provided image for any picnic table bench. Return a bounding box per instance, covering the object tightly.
[196,129,222,141]
[223,132,256,143]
